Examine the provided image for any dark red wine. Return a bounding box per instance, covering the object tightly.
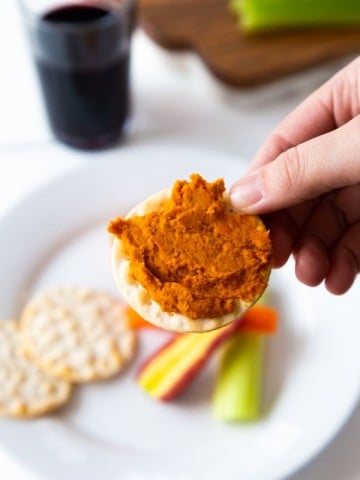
[44,4,109,22]
[34,4,133,149]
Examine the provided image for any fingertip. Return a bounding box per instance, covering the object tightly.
[229,173,264,214]
[325,249,357,295]
[295,237,330,287]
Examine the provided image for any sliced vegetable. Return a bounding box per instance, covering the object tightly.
[212,332,264,421]
[136,303,277,401]
[239,305,278,334]
[126,303,278,335]
[231,0,360,33]
[137,320,241,401]
[255,288,269,306]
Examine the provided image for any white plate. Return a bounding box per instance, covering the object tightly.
[0,145,359,480]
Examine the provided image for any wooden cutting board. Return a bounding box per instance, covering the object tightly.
[139,0,360,87]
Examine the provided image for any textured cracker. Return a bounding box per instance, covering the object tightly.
[20,288,137,382]
[111,189,265,333]
[0,321,71,418]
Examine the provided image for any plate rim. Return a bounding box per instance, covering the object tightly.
[0,143,358,480]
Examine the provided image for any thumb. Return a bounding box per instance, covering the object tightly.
[230,116,360,214]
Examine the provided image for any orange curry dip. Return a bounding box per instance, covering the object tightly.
[108,174,272,319]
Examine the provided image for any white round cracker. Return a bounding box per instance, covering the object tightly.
[0,321,71,418]
[111,189,268,333]
[20,288,137,382]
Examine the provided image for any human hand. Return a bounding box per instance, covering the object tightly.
[230,57,360,294]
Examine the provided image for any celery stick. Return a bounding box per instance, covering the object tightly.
[229,0,244,15]
[212,332,264,421]
[255,288,268,306]
[231,0,360,33]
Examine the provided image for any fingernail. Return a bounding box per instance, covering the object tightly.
[230,174,263,211]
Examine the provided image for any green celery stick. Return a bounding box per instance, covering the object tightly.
[255,288,268,306]
[229,0,244,14]
[212,332,264,421]
[231,0,360,33]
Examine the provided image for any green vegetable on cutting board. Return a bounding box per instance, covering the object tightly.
[230,0,360,33]
[212,332,264,421]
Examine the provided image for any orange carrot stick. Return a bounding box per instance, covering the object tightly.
[124,304,278,335]
[239,305,278,334]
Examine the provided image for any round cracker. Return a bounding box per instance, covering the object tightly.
[111,189,270,333]
[0,321,71,418]
[20,288,137,382]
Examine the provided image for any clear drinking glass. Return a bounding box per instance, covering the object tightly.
[19,0,136,150]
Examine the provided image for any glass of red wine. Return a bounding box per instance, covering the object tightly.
[20,0,136,150]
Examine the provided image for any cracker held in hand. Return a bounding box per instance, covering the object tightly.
[21,288,137,382]
[0,321,71,418]
[108,174,272,333]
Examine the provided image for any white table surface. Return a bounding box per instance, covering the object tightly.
[1,1,360,479]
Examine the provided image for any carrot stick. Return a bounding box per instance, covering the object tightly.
[239,305,278,334]
[124,304,278,335]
